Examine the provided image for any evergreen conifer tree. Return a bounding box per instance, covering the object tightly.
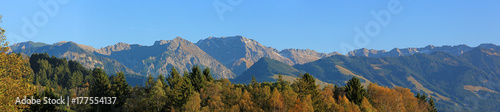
[296,73,322,111]
[89,68,112,112]
[189,65,206,92]
[429,96,437,112]
[111,71,130,109]
[203,67,213,82]
[345,77,366,105]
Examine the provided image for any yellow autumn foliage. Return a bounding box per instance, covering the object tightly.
[0,15,37,111]
[367,83,430,112]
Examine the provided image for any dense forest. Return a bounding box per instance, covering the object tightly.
[2,52,438,111]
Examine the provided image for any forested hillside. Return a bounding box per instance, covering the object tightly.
[2,50,437,111]
[8,41,500,111]
[237,48,500,111]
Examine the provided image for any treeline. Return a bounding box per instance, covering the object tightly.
[29,53,92,96]
[3,52,439,111]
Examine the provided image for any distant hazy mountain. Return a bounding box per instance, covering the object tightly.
[233,57,300,83]
[478,43,500,51]
[233,57,333,88]
[196,36,294,75]
[345,44,499,57]
[279,48,341,65]
[244,46,500,111]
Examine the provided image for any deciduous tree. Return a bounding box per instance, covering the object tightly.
[149,79,166,111]
[268,88,284,112]
[0,16,36,111]
[183,91,201,112]
[239,90,262,112]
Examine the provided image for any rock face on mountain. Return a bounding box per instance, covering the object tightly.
[8,41,48,52]
[10,36,338,78]
[346,44,492,57]
[95,42,133,55]
[279,48,340,65]
[99,37,235,79]
[10,41,135,75]
[9,37,235,79]
[346,48,386,57]
[196,36,294,75]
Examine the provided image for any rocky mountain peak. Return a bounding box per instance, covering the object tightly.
[347,48,385,57]
[154,37,191,46]
[424,45,436,49]
[479,43,496,47]
[95,42,132,55]
[9,41,48,52]
[478,43,500,51]
[197,35,252,46]
[196,36,293,75]
[154,40,169,46]
[279,48,336,64]
[115,42,129,46]
[173,36,187,42]
[56,41,69,44]
[386,48,419,57]
[233,35,255,44]
[346,44,486,58]
[11,41,34,48]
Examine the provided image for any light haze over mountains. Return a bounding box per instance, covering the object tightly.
[9,36,500,111]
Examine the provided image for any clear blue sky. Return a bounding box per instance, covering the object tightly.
[1,0,499,54]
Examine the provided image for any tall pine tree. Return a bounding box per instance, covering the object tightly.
[429,96,437,112]
[296,73,322,111]
[145,74,155,91]
[203,67,213,82]
[110,71,130,110]
[158,74,167,88]
[166,67,194,109]
[167,67,181,87]
[345,77,367,105]
[89,68,112,112]
[188,65,206,92]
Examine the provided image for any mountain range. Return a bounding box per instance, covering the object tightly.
[9,36,338,79]
[346,43,499,57]
[8,36,500,111]
[236,46,500,111]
